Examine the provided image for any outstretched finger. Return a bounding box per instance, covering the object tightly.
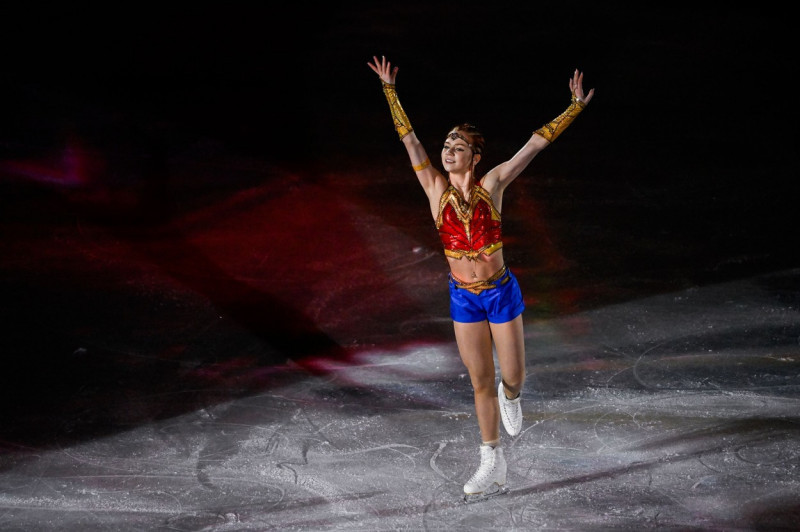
[581,87,595,105]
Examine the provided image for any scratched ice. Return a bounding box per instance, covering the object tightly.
[0,4,796,530]
[1,270,798,530]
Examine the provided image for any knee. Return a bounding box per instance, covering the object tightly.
[470,376,496,397]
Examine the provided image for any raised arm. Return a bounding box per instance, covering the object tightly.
[482,69,595,194]
[367,55,447,207]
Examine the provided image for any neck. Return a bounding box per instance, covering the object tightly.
[449,171,474,188]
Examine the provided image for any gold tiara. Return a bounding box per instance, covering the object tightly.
[448,131,474,150]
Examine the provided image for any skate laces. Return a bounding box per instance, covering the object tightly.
[467,446,497,483]
[498,381,522,436]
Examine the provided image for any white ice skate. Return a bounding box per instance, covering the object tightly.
[463,444,508,503]
[498,381,522,436]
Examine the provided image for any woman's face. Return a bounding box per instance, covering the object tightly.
[441,132,476,174]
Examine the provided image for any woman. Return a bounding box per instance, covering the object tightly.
[367,55,594,501]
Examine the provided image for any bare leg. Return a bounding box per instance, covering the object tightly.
[453,319,499,443]
[490,314,526,398]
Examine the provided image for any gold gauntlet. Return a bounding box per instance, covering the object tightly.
[534,95,587,143]
[381,81,413,140]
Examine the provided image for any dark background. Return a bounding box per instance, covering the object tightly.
[0,4,797,446]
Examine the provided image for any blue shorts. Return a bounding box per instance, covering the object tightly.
[449,267,525,324]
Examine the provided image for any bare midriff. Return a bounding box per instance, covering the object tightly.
[447,250,505,283]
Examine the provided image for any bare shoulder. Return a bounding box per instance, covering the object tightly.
[478,168,502,195]
[427,172,450,199]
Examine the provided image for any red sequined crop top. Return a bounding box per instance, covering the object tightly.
[436,183,502,260]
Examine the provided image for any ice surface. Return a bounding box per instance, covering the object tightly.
[0,4,797,531]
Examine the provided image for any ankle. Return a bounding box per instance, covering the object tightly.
[501,383,520,401]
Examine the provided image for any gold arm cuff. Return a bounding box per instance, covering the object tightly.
[534,94,587,143]
[382,82,413,140]
[412,158,431,172]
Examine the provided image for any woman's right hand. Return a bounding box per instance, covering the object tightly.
[367,55,398,85]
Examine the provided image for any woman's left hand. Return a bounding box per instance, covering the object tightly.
[570,69,595,105]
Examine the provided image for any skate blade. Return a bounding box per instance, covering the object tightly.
[463,484,508,503]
